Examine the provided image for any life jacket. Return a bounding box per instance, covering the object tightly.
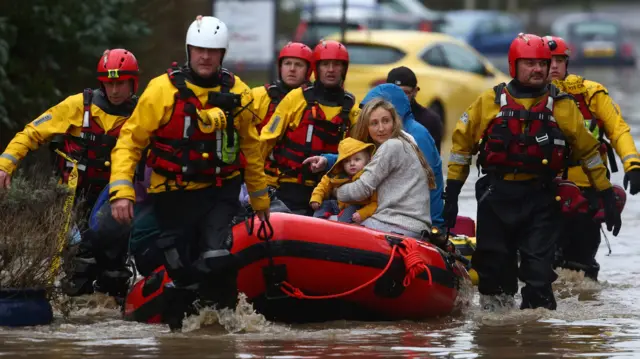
[257,83,287,134]
[145,65,243,187]
[571,91,618,173]
[54,89,132,195]
[265,86,355,184]
[478,83,569,178]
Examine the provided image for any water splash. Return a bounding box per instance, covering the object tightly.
[181,293,271,334]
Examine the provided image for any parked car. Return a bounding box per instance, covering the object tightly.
[294,7,443,48]
[324,30,511,157]
[299,0,441,21]
[550,13,636,67]
[439,10,524,56]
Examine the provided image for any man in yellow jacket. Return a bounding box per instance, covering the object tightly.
[0,49,140,300]
[252,42,314,133]
[546,35,640,280]
[260,40,360,215]
[444,34,621,312]
[108,16,269,324]
[236,42,314,215]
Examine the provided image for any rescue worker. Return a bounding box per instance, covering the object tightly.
[260,40,360,215]
[253,42,314,133]
[239,42,314,214]
[0,49,139,300]
[444,33,621,311]
[108,16,269,327]
[547,35,640,280]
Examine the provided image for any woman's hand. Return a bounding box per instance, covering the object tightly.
[310,202,320,210]
[302,156,328,173]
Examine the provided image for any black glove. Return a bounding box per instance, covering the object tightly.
[600,187,622,236]
[443,179,464,230]
[623,165,640,195]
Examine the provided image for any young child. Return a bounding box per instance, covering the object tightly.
[309,137,377,223]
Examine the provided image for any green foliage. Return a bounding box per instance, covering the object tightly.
[0,0,150,132]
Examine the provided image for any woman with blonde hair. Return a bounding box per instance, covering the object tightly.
[336,97,436,239]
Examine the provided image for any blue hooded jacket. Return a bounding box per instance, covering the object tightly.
[322,84,444,230]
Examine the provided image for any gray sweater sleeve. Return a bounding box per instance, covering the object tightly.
[336,139,401,202]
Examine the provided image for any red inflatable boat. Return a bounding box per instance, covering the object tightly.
[125,213,472,323]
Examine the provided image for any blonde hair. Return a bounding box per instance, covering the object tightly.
[352,98,436,189]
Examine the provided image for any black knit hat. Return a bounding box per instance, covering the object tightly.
[386,66,418,88]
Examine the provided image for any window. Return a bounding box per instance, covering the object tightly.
[571,22,620,39]
[476,21,500,36]
[421,46,447,68]
[378,0,410,14]
[439,43,487,76]
[440,13,481,36]
[344,44,406,65]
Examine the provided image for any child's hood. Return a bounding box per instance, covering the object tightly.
[329,137,376,175]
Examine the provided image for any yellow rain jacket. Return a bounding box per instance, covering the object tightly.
[553,74,640,187]
[310,138,378,220]
[0,93,128,174]
[448,83,612,191]
[251,85,273,130]
[108,71,270,211]
[260,86,360,188]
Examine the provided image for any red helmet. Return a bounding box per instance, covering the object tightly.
[279,42,314,80]
[545,35,571,57]
[312,40,349,79]
[96,49,140,93]
[507,33,551,78]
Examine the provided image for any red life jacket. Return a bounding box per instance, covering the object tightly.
[571,92,618,173]
[55,88,131,196]
[256,83,287,134]
[265,85,354,184]
[478,83,569,177]
[145,65,243,187]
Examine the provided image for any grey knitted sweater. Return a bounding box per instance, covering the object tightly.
[336,137,431,233]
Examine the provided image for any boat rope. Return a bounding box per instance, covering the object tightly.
[255,214,276,267]
[48,149,79,285]
[279,239,433,300]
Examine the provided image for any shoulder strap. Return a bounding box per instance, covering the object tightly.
[218,68,236,93]
[340,92,356,120]
[302,85,315,108]
[166,64,196,100]
[266,83,285,104]
[493,83,507,104]
[82,88,93,128]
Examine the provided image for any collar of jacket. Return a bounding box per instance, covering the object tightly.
[507,79,548,99]
[312,80,345,106]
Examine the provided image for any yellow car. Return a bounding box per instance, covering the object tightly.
[325,30,511,158]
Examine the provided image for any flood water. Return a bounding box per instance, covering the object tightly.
[2,65,640,359]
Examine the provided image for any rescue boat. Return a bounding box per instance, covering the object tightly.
[125,213,473,324]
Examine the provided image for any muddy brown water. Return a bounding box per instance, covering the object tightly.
[2,65,640,359]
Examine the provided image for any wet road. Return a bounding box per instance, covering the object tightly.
[1,65,640,359]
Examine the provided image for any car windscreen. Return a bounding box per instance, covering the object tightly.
[571,22,620,40]
[301,22,360,45]
[440,13,480,36]
[345,43,406,65]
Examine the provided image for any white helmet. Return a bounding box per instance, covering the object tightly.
[185,15,229,63]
